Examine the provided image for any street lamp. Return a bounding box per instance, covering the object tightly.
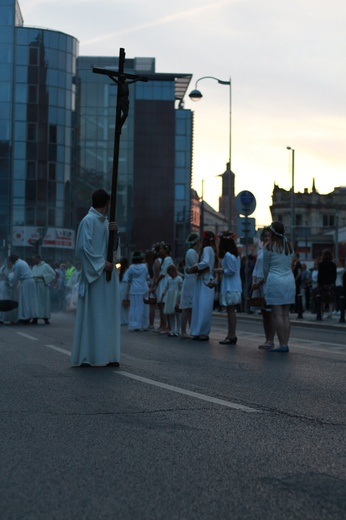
[287,146,295,247]
[189,76,233,229]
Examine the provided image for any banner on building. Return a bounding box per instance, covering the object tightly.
[12,227,75,250]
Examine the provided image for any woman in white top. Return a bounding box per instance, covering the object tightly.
[214,231,242,345]
[180,232,200,339]
[263,221,295,353]
[186,231,218,341]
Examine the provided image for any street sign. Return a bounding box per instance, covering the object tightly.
[235,190,256,216]
[236,217,255,238]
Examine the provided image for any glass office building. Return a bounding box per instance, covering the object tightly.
[1,0,193,261]
[1,0,78,260]
[76,56,193,258]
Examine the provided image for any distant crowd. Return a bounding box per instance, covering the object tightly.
[1,232,345,351]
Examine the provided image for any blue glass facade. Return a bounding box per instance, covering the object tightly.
[77,58,193,258]
[0,0,78,259]
[1,0,193,261]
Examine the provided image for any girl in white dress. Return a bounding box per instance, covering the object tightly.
[123,251,150,331]
[214,231,242,345]
[187,231,218,341]
[153,242,173,333]
[180,232,200,338]
[263,221,295,352]
[161,264,183,336]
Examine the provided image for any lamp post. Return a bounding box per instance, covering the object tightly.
[189,76,232,229]
[287,146,295,247]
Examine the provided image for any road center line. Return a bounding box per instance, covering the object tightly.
[46,344,71,356]
[114,371,260,413]
[16,332,38,340]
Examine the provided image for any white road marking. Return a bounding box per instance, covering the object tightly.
[46,344,71,356]
[114,370,260,413]
[16,332,38,340]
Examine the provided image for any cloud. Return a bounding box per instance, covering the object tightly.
[83,0,235,45]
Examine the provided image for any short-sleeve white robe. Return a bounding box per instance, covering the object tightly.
[32,261,56,319]
[70,207,121,366]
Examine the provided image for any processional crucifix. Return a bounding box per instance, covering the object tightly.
[93,48,148,280]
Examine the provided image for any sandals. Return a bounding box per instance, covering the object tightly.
[219,336,237,345]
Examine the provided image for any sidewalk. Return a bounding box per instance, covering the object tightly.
[214,308,346,331]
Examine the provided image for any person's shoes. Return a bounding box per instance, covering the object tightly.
[44,319,50,325]
[192,335,209,341]
[269,346,289,353]
[174,332,180,337]
[180,333,190,339]
[30,319,38,325]
[168,332,176,337]
[107,362,120,367]
[219,336,237,345]
[258,342,274,350]
[80,363,91,367]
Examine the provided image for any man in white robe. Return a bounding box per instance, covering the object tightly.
[0,262,19,324]
[31,255,56,324]
[70,189,121,367]
[8,255,38,324]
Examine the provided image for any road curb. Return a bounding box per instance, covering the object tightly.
[213,311,346,332]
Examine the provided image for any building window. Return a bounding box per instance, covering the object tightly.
[49,125,57,143]
[175,184,185,200]
[29,47,38,66]
[27,162,36,179]
[28,85,37,104]
[25,207,36,225]
[296,214,302,226]
[48,163,56,181]
[323,215,335,227]
[27,123,36,141]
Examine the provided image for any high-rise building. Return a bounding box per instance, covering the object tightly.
[1,0,78,260]
[1,0,193,261]
[76,56,193,258]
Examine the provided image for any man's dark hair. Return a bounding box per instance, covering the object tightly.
[92,189,110,208]
[8,254,19,264]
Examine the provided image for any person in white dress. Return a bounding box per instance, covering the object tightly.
[214,231,242,345]
[152,242,173,333]
[123,251,150,331]
[31,255,56,324]
[118,258,129,325]
[180,232,200,339]
[250,227,276,350]
[186,231,218,341]
[161,264,183,336]
[0,261,19,324]
[7,255,38,324]
[70,189,121,367]
[263,221,295,353]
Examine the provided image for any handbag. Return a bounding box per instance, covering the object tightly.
[143,294,157,305]
[247,286,266,307]
[122,298,130,307]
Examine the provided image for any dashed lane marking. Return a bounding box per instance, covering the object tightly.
[16,332,38,340]
[46,344,71,356]
[114,370,261,413]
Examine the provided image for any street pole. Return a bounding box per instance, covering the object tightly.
[189,76,232,229]
[287,147,295,248]
[228,77,232,230]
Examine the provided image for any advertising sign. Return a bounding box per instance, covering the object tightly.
[12,227,75,249]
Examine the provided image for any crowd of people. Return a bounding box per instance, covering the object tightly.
[0,253,81,326]
[1,187,345,366]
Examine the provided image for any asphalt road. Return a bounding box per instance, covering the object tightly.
[1,312,345,520]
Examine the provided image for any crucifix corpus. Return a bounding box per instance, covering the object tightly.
[93,48,148,280]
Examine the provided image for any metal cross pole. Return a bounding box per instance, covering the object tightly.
[93,48,148,280]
